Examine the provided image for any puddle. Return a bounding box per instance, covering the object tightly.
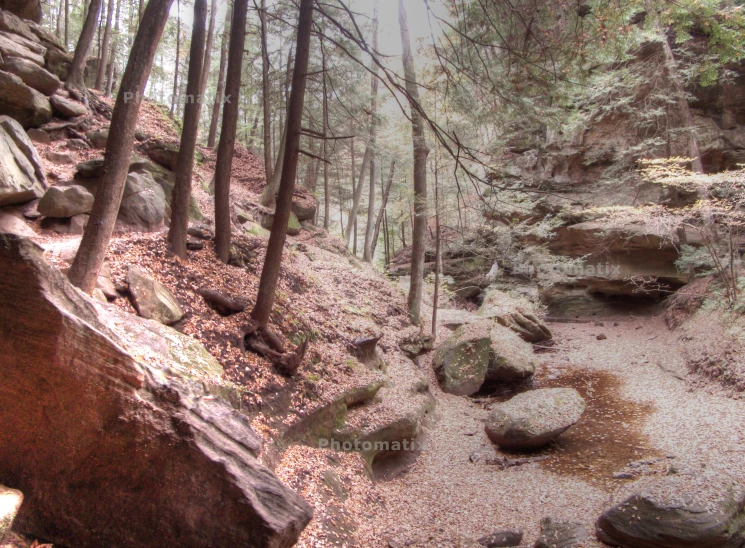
[485,367,658,489]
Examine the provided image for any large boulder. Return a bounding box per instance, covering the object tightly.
[291,188,318,222]
[0,484,23,542]
[433,320,536,396]
[75,156,202,221]
[479,289,552,343]
[0,209,35,237]
[0,69,51,127]
[596,474,745,547]
[43,46,71,80]
[485,388,585,449]
[117,171,166,232]
[433,322,491,396]
[37,185,94,217]
[0,115,47,187]
[261,210,301,236]
[0,122,44,206]
[0,32,44,66]
[0,234,313,547]
[0,0,41,22]
[0,7,31,35]
[2,56,60,95]
[146,139,204,170]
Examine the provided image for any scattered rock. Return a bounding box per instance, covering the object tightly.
[1,56,60,95]
[26,127,48,143]
[46,150,75,164]
[485,388,585,449]
[96,261,119,299]
[41,212,88,234]
[50,93,87,118]
[291,188,318,222]
[43,45,71,80]
[479,289,552,343]
[186,238,203,250]
[0,208,35,236]
[596,333,607,340]
[486,323,537,383]
[0,484,23,543]
[0,32,43,66]
[478,529,523,547]
[187,224,214,239]
[398,331,434,358]
[91,287,107,303]
[0,234,313,547]
[596,474,745,548]
[37,184,93,217]
[86,127,108,148]
[127,264,183,325]
[535,517,587,548]
[0,69,51,127]
[594,320,605,327]
[66,137,89,150]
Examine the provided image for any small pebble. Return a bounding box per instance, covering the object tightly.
[596,333,607,340]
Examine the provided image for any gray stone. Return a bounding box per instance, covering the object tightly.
[534,518,586,548]
[50,93,87,118]
[0,7,32,36]
[96,260,119,299]
[46,150,75,165]
[0,208,34,236]
[66,137,89,150]
[0,484,23,543]
[26,127,48,143]
[0,124,44,205]
[0,234,313,548]
[0,0,41,23]
[42,212,88,235]
[478,529,523,547]
[86,128,108,148]
[485,323,537,383]
[485,388,585,449]
[127,264,183,325]
[117,171,166,232]
[1,56,59,95]
[37,185,94,217]
[261,210,301,236]
[596,474,745,548]
[0,69,51,127]
[43,46,71,80]
[0,115,46,186]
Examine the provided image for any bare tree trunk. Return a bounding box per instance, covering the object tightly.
[353,217,357,256]
[66,0,103,92]
[213,0,247,263]
[260,48,293,207]
[68,0,174,292]
[344,145,371,248]
[362,1,379,262]
[199,0,217,100]
[95,0,114,90]
[168,0,207,258]
[56,0,63,39]
[371,158,394,257]
[250,0,313,327]
[104,0,120,96]
[207,5,229,148]
[64,0,69,49]
[321,42,330,230]
[248,112,259,154]
[138,0,143,22]
[398,0,429,325]
[169,0,181,118]
[431,158,441,339]
[259,0,272,181]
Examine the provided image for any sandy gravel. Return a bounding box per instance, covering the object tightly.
[351,313,745,547]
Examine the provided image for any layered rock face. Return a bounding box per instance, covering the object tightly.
[0,234,313,548]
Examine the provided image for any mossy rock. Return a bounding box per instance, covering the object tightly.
[260,211,301,236]
[433,325,491,396]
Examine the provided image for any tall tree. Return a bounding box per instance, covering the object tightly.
[259,0,272,182]
[95,0,114,90]
[55,0,63,39]
[207,5,229,148]
[68,0,175,292]
[214,0,248,262]
[103,0,120,96]
[198,0,218,103]
[66,0,103,93]
[64,0,69,49]
[169,0,181,118]
[250,0,313,327]
[321,36,330,230]
[398,0,429,325]
[362,1,379,262]
[168,0,207,258]
[344,144,371,248]
[371,158,394,257]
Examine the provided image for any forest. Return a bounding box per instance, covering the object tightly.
[0,0,745,546]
